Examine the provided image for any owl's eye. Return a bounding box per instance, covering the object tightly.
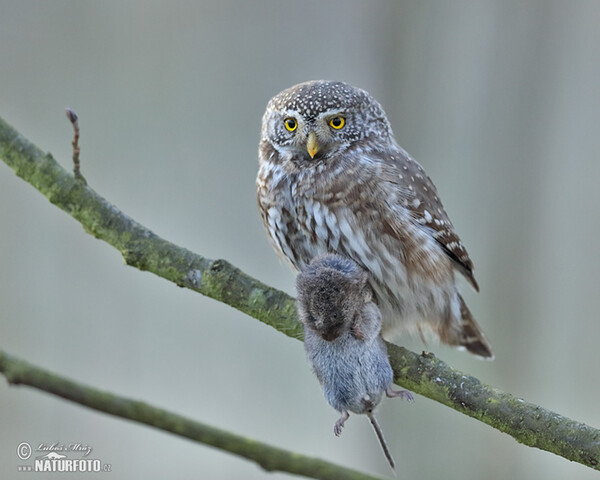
[284,118,297,132]
[329,116,345,130]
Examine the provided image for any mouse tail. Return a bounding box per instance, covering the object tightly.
[368,413,395,470]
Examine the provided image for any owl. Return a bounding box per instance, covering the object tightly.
[257,80,492,358]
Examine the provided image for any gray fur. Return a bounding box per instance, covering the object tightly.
[297,254,414,469]
[302,310,392,414]
[296,254,370,342]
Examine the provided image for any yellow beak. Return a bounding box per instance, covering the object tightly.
[306,131,319,158]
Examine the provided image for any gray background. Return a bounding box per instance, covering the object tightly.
[1,1,599,479]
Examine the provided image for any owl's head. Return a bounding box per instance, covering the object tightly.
[261,80,393,164]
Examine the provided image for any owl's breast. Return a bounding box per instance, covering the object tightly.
[257,161,326,270]
[292,178,457,333]
[258,155,455,331]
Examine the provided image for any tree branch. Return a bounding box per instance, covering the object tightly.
[0,115,599,471]
[0,350,383,480]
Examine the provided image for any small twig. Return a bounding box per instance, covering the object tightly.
[65,108,86,184]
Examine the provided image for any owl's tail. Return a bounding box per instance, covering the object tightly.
[440,294,493,359]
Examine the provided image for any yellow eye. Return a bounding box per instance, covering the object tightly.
[329,116,345,129]
[284,118,297,132]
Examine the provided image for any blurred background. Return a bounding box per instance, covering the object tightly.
[1,1,599,479]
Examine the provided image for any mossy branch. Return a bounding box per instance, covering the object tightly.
[0,351,383,480]
[0,115,599,471]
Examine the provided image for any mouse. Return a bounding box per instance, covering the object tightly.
[296,254,414,470]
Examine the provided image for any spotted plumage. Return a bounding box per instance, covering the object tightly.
[257,80,492,358]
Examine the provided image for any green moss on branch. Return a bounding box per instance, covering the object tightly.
[1,115,599,471]
[0,351,382,480]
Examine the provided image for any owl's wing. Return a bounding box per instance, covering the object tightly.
[386,152,479,291]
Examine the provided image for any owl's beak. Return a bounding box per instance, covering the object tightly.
[306,131,319,158]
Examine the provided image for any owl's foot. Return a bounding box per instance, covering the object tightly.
[333,410,350,436]
[386,386,414,402]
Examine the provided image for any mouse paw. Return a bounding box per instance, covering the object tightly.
[386,386,415,402]
[351,323,366,341]
[333,410,350,436]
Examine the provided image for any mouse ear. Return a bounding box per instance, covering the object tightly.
[296,266,325,294]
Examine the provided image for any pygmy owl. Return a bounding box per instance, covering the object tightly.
[257,80,492,358]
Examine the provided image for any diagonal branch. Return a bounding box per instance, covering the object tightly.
[0,116,599,471]
[0,350,383,480]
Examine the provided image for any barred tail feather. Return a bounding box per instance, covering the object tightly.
[457,295,493,358]
[440,294,493,359]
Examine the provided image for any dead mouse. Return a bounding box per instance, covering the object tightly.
[296,254,414,470]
